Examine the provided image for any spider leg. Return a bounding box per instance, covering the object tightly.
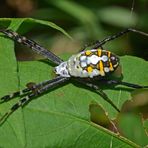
[0,87,30,103]
[0,76,69,123]
[0,29,63,65]
[76,79,120,112]
[0,80,51,103]
[80,40,103,52]
[92,28,148,49]
[103,79,148,89]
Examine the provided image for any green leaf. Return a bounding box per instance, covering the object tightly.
[89,101,118,132]
[118,113,148,146]
[1,18,148,147]
[0,18,72,40]
[117,89,148,146]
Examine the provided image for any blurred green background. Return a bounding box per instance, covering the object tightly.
[0,0,148,60]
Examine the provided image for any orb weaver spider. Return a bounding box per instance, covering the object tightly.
[0,28,148,123]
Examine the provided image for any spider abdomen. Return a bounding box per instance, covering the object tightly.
[67,49,119,78]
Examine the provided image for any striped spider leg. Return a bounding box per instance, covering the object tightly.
[76,78,148,113]
[0,76,69,123]
[82,28,148,50]
[0,29,63,65]
[93,28,148,48]
[75,78,120,112]
[101,79,148,89]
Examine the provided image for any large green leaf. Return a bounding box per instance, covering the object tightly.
[0,18,147,147]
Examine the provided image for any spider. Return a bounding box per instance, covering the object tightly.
[0,28,148,123]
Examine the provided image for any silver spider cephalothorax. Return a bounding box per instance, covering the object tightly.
[0,28,148,123]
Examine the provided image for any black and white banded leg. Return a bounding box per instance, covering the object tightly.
[76,78,148,112]
[80,40,104,52]
[102,79,148,89]
[0,80,55,103]
[0,29,63,65]
[0,87,30,103]
[0,76,69,123]
[75,79,120,112]
[0,78,64,103]
[91,28,148,49]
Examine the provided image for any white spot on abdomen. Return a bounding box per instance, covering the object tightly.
[81,62,87,68]
[102,55,108,62]
[104,67,110,72]
[87,55,101,65]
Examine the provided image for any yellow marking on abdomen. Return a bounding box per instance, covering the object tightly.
[97,49,102,57]
[87,66,93,73]
[108,51,111,58]
[85,50,91,56]
[98,61,105,76]
[109,62,114,71]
